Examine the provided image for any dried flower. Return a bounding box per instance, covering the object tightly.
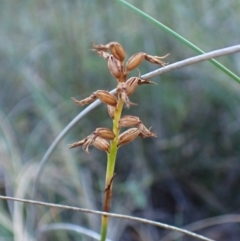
[117,82,136,108]
[138,123,157,138]
[126,52,169,73]
[93,42,126,62]
[72,95,96,106]
[69,134,95,153]
[144,53,170,66]
[72,90,117,107]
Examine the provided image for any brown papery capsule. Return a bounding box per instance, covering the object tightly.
[108,55,122,80]
[119,115,141,128]
[94,90,118,106]
[107,105,115,119]
[93,137,110,153]
[117,128,140,147]
[95,128,115,140]
[71,94,97,106]
[144,53,170,66]
[125,77,139,96]
[125,52,145,73]
[108,42,126,62]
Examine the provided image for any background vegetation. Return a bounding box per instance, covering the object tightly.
[0,0,240,240]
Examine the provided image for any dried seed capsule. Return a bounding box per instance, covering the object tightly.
[108,55,122,80]
[119,115,141,127]
[144,53,170,66]
[107,105,115,119]
[125,52,145,73]
[108,42,126,62]
[125,77,139,96]
[138,123,157,137]
[72,94,97,106]
[117,128,140,147]
[93,137,110,153]
[94,90,118,106]
[94,128,115,140]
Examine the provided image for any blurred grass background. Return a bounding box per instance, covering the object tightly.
[0,0,240,240]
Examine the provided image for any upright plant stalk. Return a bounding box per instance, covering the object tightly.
[69,42,167,241]
[100,98,124,241]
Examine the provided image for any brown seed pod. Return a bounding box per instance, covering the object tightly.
[125,77,139,96]
[108,42,126,62]
[94,128,115,140]
[125,52,145,73]
[108,56,122,80]
[117,128,140,147]
[119,115,141,128]
[94,90,118,106]
[93,137,110,153]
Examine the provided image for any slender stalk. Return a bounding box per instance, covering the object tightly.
[100,98,124,241]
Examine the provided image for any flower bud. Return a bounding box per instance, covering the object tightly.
[108,42,126,62]
[117,128,140,147]
[119,115,141,128]
[94,128,115,140]
[93,137,110,153]
[125,52,145,73]
[94,90,118,106]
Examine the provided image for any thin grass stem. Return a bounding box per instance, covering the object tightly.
[114,0,240,83]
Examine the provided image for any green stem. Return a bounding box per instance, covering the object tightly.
[100,98,124,241]
[114,0,240,84]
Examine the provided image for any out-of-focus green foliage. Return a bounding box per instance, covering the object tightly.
[0,0,240,240]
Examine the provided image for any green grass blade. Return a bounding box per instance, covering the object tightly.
[114,0,240,84]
